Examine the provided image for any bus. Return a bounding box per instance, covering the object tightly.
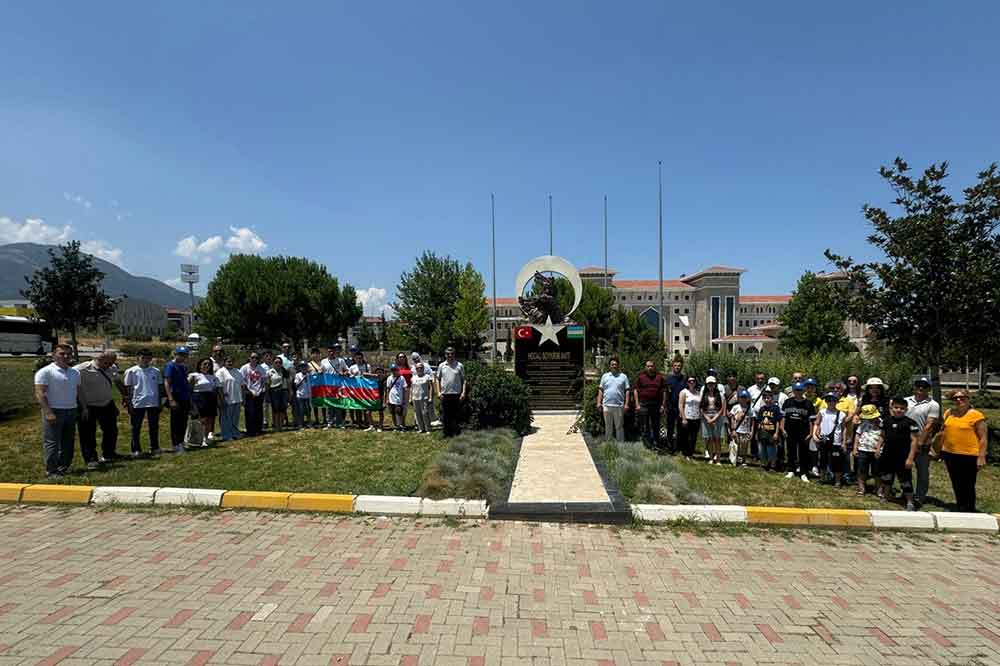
[0,316,56,355]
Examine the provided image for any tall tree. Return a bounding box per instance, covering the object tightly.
[196,255,362,346]
[453,264,489,355]
[355,317,379,351]
[392,252,464,352]
[21,241,115,353]
[778,272,855,354]
[826,158,1000,403]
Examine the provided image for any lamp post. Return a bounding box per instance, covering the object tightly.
[657,161,664,345]
[491,193,498,364]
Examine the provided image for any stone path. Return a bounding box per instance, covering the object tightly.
[1,505,999,666]
[507,413,609,504]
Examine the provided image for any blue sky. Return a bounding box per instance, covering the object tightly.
[2,2,998,314]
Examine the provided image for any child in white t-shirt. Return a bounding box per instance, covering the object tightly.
[727,390,754,466]
[384,364,408,431]
[292,363,311,429]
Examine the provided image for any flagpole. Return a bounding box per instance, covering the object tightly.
[658,161,664,346]
[491,193,498,365]
[548,194,553,255]
[603,195,609,293]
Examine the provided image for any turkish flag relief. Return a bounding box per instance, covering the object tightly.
[515,326,534,340]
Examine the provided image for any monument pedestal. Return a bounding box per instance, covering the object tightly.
[514,325,584,411]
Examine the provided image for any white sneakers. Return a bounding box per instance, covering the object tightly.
[800,474,809,482]
[785,471,795,479]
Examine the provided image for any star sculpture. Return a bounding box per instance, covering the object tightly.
[532,315,565,347]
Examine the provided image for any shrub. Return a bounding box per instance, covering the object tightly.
[463,362,533,435]
[418,429,519,504]
[601,440,707,504]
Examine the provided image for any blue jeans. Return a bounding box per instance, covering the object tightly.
[220,402,241,440]
[760,440,778,468]
[292,398,311,427]
[42,408,77,473]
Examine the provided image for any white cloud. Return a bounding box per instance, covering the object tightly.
[174,235,224,263]
[164,277,184,289]
[0,216,74,243]
[225,226,266,253]
[63,192,93,209]
[356,286,393,316]
[80,239,125,268]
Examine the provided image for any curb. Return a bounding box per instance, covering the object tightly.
[1,482,997,532]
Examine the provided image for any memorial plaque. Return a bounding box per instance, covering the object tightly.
[514,324,584,410]
[512,255,586,411]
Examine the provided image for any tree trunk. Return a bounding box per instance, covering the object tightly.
[929,363,943,407]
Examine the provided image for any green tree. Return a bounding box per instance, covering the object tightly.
[21,241,115,353]
[392,252,464,352]
[826,158,1000,403]
[778,272,854,354]
[453,264,489,356]
[573,281,617,349]
[195,255,362,346]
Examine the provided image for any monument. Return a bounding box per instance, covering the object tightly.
[513,256,585,410]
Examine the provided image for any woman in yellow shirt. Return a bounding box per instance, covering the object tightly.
[936,390,988,512]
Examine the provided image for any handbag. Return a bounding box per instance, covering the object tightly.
[185,417,205,446]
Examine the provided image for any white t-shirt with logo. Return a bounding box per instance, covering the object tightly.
[240,363,266,396]
[215,367,244,404]
[411,373,433,401]
[34,363,81,410]
[294,371,311,399]
[189,372,219,393]
[123,365,163,409]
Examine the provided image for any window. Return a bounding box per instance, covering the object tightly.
[674,308,679,314]
[726,295,735,336]
[684,349,690,355]
[684,308,689,314]
[711,296,720,341]
[684,295,689,300]
[673,322,680,328]
[674,335,680,342]
[674,295,679,301]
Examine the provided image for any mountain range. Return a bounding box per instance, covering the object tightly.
[0,242,194,309]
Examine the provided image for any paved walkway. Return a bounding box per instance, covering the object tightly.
[507,413,609,503]
[1,505,999,666]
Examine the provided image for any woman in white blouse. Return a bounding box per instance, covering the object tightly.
[188,357,223,446]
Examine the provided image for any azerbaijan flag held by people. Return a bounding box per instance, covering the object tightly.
[310,374,380,410]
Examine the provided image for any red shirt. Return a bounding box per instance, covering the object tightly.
[634,372,666,403]
[398,366,413,386]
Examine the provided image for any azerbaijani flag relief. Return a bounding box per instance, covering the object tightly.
[309,374,381,410]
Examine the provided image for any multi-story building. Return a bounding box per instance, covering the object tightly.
[487,264,797,356]
[112,296,168,339]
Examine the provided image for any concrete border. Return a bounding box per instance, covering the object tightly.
[3,483,999,533]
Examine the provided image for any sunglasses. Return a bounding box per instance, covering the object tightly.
[952,395,969,402]
[687,379,696,383]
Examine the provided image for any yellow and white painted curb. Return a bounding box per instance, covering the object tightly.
[1,484,487,518]
[632,503,998,532]
[0,483,995,530]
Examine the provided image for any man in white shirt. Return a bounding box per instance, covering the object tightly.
[435,347,465,437]
[240,352,266,436]
[34,343,85,477]
[123,349,164,457]
[74,351,126,468]
[596,357,631,442]
[906,377,942,507]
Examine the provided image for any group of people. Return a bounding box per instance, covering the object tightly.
[32,341,468,478]
[597,358,990,512]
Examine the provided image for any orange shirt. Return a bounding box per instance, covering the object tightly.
[941,408,985,456]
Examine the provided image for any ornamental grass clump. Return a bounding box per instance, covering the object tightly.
[603,440,708,505]
[418,429,518,504]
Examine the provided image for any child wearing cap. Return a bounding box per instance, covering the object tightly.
[853,404,884,495]
[727,389,753,466]
[814,392,847,487]
[755,391,783,472]
[879,397,919,509]
[700,377,726,465]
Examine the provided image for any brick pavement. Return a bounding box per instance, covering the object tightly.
[0,505,998,666]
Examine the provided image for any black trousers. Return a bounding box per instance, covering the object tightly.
[169,400,190,448]
[441,394,462,437]
[639,402,662,449]
[943,452,979,512]
[785,433,811,473]
[78,402,118,462]
[129,407,161,453]
[678,418,699,456]
[244,395,264,436]
[664,409,680,452]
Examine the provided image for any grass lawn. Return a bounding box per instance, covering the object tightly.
[1,358,449,495]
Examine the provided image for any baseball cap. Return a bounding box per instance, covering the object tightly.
[914,376,931,387]
[804,378,817,387]
[767,376,780,386]
[705,376,718,384]
[865,377,885,387]
[738,389,751,399]
[389,363,398,370]
[792,382,804,391]
[174,346,190,355]
[823,392,837,400]
[350,345,359,353]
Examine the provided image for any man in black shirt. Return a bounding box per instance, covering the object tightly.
[782,382,816,481]
[879,396,919,510]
